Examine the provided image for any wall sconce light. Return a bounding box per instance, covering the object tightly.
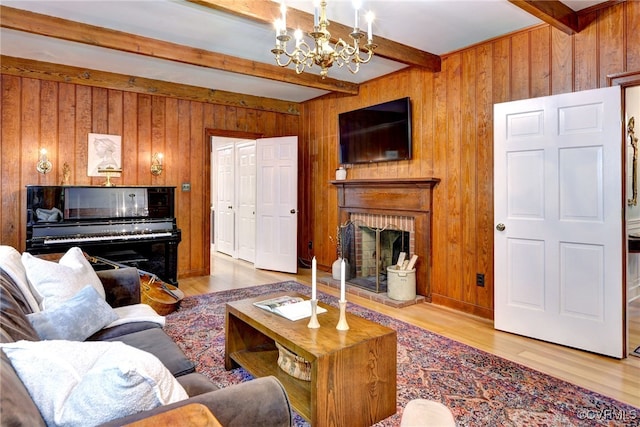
[36,148,52,174]
[151,152,164,176]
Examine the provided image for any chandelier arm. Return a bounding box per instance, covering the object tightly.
[349,49,374,65]
[273,53,294,68]
[334,38,357,58]
[345,61,361,75]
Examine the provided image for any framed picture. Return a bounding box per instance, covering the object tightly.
[87,133,122,177]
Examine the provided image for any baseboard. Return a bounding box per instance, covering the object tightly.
[430,294,493,320]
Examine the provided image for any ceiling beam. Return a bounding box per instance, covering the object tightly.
[188,0,442,72]
[0,5,358,95]
[1,55,301,115]
[508,0,580,34]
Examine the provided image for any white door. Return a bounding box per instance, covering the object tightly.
[237,142,257,263]
[255,136,298,273]
[216,145,235,257]
[494,86,624,358]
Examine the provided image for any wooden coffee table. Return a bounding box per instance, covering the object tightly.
[225,292,397,427]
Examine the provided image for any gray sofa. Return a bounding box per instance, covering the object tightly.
[0,248,292,426]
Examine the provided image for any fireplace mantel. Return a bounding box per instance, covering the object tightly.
[331,178,440,299]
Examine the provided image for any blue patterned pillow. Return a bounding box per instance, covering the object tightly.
[27,286,118,341]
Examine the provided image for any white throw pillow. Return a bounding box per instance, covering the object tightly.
[22,247,106,310]
[1,340,189,427]
[0,245,41,312]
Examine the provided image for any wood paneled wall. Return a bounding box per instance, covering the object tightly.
[0,79,299,277]
[299,1,640,318]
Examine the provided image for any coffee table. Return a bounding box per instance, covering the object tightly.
[225,292,397,427]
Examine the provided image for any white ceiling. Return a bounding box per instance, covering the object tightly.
[0,0,605,102]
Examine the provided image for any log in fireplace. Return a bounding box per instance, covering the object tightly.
[331,178,440,299]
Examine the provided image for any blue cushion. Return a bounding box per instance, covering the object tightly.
[27,286,118,341]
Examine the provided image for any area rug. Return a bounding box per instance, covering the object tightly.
[633,346,640,358]
[164,281,639,426]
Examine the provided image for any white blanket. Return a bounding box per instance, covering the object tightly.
[108,304,165,328]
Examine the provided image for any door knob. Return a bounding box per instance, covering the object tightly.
[496,223,506,231]
[228,205,232,209]
[290,209,296,214]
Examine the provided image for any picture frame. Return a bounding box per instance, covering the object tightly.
[87,133,122,177]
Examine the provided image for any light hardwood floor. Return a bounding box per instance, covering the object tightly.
[179,252,640,408]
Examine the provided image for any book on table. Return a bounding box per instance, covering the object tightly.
[253,295,327,321]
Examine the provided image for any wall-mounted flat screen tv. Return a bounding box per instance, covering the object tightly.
[338,97,412,164]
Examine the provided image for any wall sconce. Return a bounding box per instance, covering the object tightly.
[36,148,52,174]
[151,152,164,176]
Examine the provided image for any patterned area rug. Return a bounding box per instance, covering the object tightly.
[164,281,639,426]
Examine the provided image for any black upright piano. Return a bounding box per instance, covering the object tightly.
[26,185,181,285]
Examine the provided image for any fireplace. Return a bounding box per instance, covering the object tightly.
[341,214,414,293]
[332,178,439,298]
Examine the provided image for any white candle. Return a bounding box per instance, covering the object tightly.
[340,259,346,301]
[366,11,374,41]
[353,0,360,29]
[294,29,303,48]
[274,18,281,43]
[311,256,317,300]
[313,0,319,27]
[280,1,287,30]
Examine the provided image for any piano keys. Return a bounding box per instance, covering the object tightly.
[26,185,181,285]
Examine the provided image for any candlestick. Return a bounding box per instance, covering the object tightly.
[311,256,317,300]
[340,259,346,301]
[307,299,320,329]
[336,300,349,330]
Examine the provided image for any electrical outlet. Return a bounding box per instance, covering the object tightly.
[308,241,313,250]
[476,273,485,287]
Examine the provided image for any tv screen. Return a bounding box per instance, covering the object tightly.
[338,97,412,164]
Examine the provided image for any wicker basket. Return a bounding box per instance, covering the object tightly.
[275,342,311,381]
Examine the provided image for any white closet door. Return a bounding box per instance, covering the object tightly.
[216,145,235,257]
[237,142,256,263]
[255,136,298,273]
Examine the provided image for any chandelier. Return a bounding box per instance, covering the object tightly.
[271,0,377,79]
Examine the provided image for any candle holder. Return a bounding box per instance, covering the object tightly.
[97,166,122,187]
[307,299,320,329]
[336,300,349,331]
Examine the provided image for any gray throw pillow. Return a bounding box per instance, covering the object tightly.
[27,286,118,341]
